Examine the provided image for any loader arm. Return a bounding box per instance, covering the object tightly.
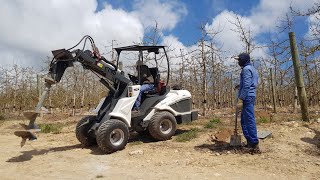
[15,37,131,146]
[49,48,128,86]
[49,48,132,120]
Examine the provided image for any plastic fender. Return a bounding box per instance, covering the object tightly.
[108,96,138,127]
[142,109,156,121]
[143,90,193,122]
[153,106,177,116]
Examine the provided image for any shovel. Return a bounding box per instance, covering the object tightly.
[230,90,241,146]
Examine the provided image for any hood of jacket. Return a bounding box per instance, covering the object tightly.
[238,53,250,67]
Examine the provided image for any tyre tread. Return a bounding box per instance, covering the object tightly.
[148,111,176,140]
[97,120,129,154]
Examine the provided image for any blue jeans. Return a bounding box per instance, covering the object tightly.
[241,96,259,144]
[133,84,155,109]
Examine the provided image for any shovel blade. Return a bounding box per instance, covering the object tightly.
[230,135,241,146]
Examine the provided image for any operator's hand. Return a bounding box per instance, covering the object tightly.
[128,73,138,83]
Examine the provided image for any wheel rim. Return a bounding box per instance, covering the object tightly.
[109,128,125,146]
[160,119,173,134]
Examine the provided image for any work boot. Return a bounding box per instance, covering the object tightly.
[249,143,261,155]
[242,142,261,154]
[132,107,140,114]
[242,141,253,148]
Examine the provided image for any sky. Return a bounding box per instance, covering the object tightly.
[0,0,318,69]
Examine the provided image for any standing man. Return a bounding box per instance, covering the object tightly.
[234,53,260,153]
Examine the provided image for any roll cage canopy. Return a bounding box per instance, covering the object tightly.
[114,45,170,86]
[114,45,165,53]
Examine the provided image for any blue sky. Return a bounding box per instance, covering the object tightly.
[0,0,317,67]
[99,0,310,45]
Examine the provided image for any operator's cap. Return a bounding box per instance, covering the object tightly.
[233,53,250,61]
[233,53,251,67]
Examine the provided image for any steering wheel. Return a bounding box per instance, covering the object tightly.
[128,74,138,84]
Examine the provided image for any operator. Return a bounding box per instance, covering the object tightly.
[133,60,155,111]
[234,53,260,154]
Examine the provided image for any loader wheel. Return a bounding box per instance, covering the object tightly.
[75,116,97,146]
[97,119,129,154]
[148,111,177,141]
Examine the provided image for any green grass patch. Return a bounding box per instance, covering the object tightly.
[257,117,269,123]
[204,118,221,129]
[175,128,200,142]
[39,123,63,134]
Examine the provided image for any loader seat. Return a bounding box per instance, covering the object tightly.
[143,67,165,96]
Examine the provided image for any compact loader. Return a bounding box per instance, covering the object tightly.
[15,35,198,153]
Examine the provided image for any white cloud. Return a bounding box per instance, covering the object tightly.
[162,35,198,65]
[0,0,188,68]
[205,11,246,54]
[204,10,265,64]
[132,0,187,31]
[162,35,186,59]
[250,0,318,32]
[305,11,320,40]
[203,0,319,65]
[1,0,316,70]
[0,0,144,68]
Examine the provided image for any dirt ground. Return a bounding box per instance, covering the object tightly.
[0,109,319,180]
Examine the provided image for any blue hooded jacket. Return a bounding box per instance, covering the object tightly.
[238,53,258,100]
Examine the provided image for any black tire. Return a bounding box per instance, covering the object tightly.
[75,115,97,146]
[148,111,177,140]
[96,119,129,154]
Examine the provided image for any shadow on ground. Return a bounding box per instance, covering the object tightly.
[174,129,191,135]
[194,141,244,154]
[128,132,156,144]
[7,128,200,162]
[6,144,83,162]
[301,124,320,148]
[128,129,191,144]
[6,144,105,162]
[301,124,320,156]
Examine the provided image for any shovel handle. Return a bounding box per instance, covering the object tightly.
[234,90,239,135]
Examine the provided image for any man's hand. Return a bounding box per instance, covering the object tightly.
[236,102,242,111]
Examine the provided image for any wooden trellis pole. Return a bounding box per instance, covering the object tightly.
[289,32,309,121]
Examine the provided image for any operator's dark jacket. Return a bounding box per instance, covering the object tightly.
[137,65,154,84]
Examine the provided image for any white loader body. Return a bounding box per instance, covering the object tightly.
[96,85,196,127]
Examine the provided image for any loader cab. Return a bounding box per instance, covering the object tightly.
[114,45,170,96]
